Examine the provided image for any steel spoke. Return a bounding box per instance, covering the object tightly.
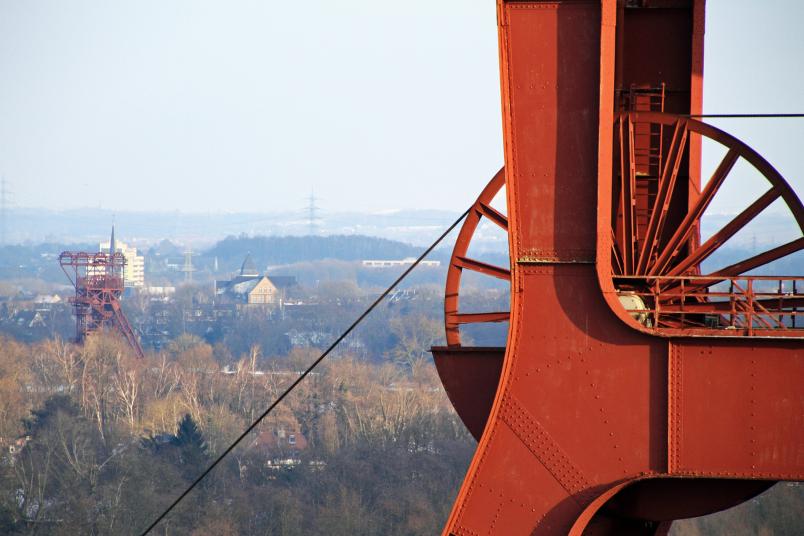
[637,119,688,273]
[649,148,740,275]
[667,187,781,277]
[715,237,804,277]
[454,256,511,281]
[450,312,511,324]
[476,201,508,231]
[627,117,638,273]
[618,117,636,273]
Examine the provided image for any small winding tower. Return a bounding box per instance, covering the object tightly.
[59,226,144,358]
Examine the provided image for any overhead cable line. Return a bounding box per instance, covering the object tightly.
[138,207,471,536]
[685,113,804,118]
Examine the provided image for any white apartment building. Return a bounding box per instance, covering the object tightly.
[99,239,145,288]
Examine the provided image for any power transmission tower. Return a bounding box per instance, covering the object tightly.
[307,189,321,236]
[181,246,196,283]
[0,176,10,246]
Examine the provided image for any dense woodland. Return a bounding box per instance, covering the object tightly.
[0,332,476,535]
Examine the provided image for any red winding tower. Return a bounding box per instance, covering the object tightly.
[59,227,144,358]
[432,1,803,534]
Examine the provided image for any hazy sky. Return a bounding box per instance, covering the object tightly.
[1,0,802,214]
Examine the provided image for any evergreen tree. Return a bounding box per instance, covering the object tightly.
[173,413,208,476]
[23,394,81,436]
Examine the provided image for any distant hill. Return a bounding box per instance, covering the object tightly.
[206,234,422,272]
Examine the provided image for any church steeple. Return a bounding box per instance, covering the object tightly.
[109,224,116,256]
[240,252,259,277]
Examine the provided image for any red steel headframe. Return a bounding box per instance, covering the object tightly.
[435,1,803,534]
[59,251,145,359]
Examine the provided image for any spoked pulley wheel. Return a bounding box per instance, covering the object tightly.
[445,168,511,347]
[611,111,804,335]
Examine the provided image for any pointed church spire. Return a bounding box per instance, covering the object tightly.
[110,224,116,256]
[240,252,258,277]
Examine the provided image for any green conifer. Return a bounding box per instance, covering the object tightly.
[173,413,208,472]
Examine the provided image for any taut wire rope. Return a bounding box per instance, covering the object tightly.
[139,207,471,535]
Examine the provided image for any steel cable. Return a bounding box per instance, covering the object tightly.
[138,207,471,535]
[685,113,804,118]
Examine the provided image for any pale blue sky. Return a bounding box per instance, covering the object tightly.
[1,0,802,214]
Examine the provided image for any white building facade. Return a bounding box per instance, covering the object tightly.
[99,239,145,288]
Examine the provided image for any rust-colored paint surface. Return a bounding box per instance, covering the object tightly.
[431,347,505,440]
[435,1,803,534]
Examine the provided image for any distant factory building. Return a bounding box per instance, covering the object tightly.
[99,229,145,288]
[362,257,440,268]
[215,253,296,305]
